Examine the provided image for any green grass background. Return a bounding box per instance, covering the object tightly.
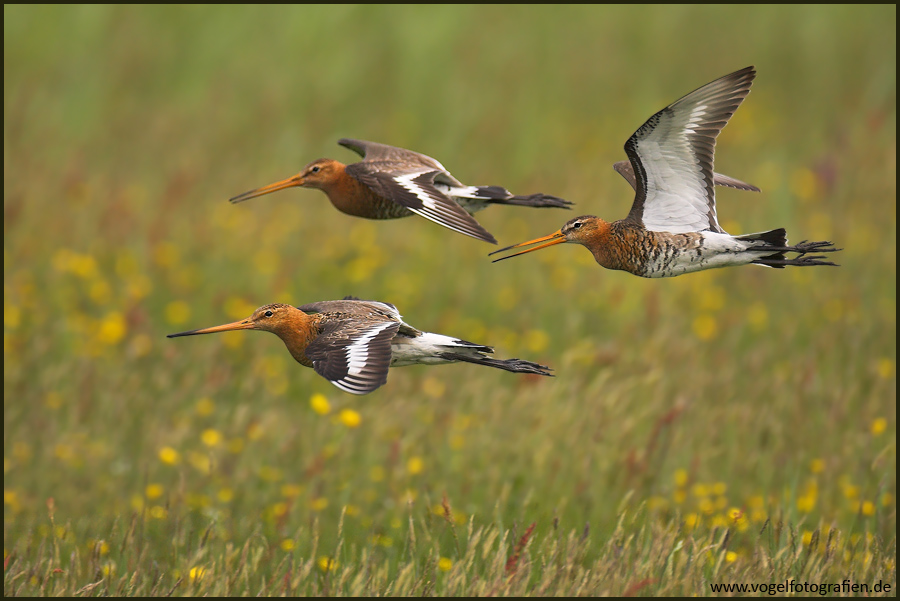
[4,5,896,596]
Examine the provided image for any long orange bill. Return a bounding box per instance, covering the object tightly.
[167,318,255,338]
[229,175,303,204]
[489,230,566,263]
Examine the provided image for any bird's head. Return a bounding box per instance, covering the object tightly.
[167,303,302,338]
[490,216,607,262]
[229,159,344,203]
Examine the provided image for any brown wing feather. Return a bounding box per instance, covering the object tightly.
[338,138,445,172]
[305,319,400,395]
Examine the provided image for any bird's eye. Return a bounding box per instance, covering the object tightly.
[264,310,273,317]
[572,221,582,229]
[311,166,320,173]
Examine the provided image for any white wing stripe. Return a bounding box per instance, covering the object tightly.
[344,322,394,377]
[394,172,443,211]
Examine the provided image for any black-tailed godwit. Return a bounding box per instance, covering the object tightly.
[229,138,572,244]
[167,298,552,395]
[491,66,840,277]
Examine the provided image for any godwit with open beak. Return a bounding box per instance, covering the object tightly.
[491,66,840,276]
[229,138,572,244]
[167,298,552,395]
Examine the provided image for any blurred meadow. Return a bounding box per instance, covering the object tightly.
[3,5,896,596]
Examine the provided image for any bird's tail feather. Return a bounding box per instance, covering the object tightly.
[472,186,573,209]
[439,352,553,376]
[739,229,841,268]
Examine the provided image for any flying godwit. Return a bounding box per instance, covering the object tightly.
[491,66,840,276]
[167,298,552,395]
[229,138,572,244]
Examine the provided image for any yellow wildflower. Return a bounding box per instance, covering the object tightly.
[310,393,331,415]
[145,484,164,500]
[871,418,887,436]
[158,446,180,465]
[189,566,205,582]
[97,311,126,345]
[438,557,453,572]
[280,539,295,551]
[797,494,816,513]
[201,429,222,447]
[407,456,424,475]
[338,408,362,428]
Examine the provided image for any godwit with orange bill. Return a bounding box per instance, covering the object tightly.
[229,138,572,244]
[167,298,552,395]
[491,66,840,276]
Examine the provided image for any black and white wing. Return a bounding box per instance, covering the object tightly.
[623,66,756,234]
[304,319,400,395]
[344,162,497,244]
[612,160,760,193]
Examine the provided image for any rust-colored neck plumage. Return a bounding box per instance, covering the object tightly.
[318,164,372,217]
[587,219,652,275]
[258,307,320,368]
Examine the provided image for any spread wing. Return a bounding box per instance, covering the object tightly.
[338,138,449,172]
[298,299,402,321]
[344,161,497,244]
[612,160,760,193]
[304,319,400,395]
[623,66,756,234]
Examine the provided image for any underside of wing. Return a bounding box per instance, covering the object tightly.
[623,66,756,234]
[612,160,760,193]
[305,319,400,395]
[344,162,498,243]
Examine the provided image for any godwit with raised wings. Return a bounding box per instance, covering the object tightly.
[491,66,840,276]
[167,298,552,395]
[229,138,572,244]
